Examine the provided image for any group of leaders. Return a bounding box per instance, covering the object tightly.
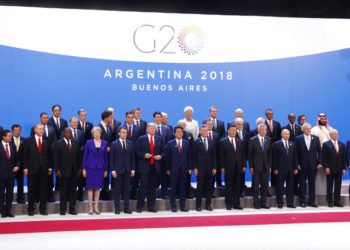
[0,105,348,218]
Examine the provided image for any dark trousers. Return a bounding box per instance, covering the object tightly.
[298,169,317,204]
[240,171,246,195]
[159,161,169,197]
[293,172,300,195]
[77,175,86,200]
[185,172,193,197]
[326,173,342,205]
[0,178,14,215]
[59,175,77,212]
[15,170,24,202]
[113,172,131,209]
[130,173,140,199]
[252,170,269,206]
[215,171,223,187]
[169,171,187,210]
[48,173,54,199]
[137,166,158,210]
[276,173,294,207]
[28,170,48,212]
[196,169,213,208]
[225,169,241,208]
[101,173,111,199]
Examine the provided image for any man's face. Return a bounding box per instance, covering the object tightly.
[205,121,213,131]
[147,125,156,135]
[2,132,12,143]
[319,117,327,126]
[330,132,338,141]
[154,114,162,125]
[175,128,183,139]
[119,129,128,140]
[200,127,208,138]
[79,112,87,122]
[235,121,243,130]
[228,127,237,138]
[63,129,72,140]
[70,119,78,129]
[40,115,49,125]
[281,130,290,141]
[303,126,311,135]
[161,116,168,125]
[53,107,61,118]
[126,114,134,124]
[35,125,45,137]
[12,127,21,137]
[134,110,141,119]
[105,115,113,124]
[210,108,218,118]
[235,111,243,118]
[258,126,267,137]
[288,115,296,124]
[298,116,306,125]
[265,110,273,120]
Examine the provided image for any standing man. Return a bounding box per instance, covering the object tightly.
[133,107,147,135]
[322,129,346,207]
[0,130,19,217]
[166,126,191,212]
[272,129,298,208]
[248,124,272,209]
[106,107,121,141]
[53,128,81,215]
[265,108,282,143]
[135,123,164,213]
[24,124,51,216]
[77,108,93,142]
[250,117,265,137]
[69,116,85,148]
[208,106,225,139]
[297,114,307,127]
[228,108,250,133]
[295,123,322,207]
[11,124,25,204]
[219,124,245,210]
[110,127,135,214]
[193,125,217,211]
[161,112,173,133]
[48,104,68,140]
[283,113,302,142]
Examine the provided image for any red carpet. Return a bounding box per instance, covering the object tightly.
[1,212,350,234]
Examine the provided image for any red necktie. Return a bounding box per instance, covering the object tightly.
[150,136,155,165]
[208,132,212,139]
[68,141,72,152]
[127,126,132,140]
[5,144,10,160]
[38,138,42,154]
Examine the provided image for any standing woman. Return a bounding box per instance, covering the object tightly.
[82,127,108,214]
[179,106,199,139]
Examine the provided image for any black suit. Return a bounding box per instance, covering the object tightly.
[210,118,225,139]
[24,136,50,213]
[193,137,216,208]
[111,119,121,141]
[272,140,298,207]
[219,137,245,208]
[295,134,322,205]
[265,120,282,143]
[53,139,81,213]
[134,119,147,135]
[0,142,17,216]
[78,120,93,142]
[322,140,346,206]
[48,117,68,140]
[208,130,222,189]
[183,131,194,198]
[282,124,302,142]
[236,130,250,195]
[227,120,250,134]
[10,136,26,203]
[248,135,272,207]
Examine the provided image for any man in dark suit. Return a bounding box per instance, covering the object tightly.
[77,108,93,142]
[272,129,298,208]
[53,128,81,215]
[161,112,174,133]
[133,107,147,135]
[219,124,245,210]
[193,125,217,211]
[98,110,114,200]
[0,130,19,217]
[207,106,225,139]
[166,126,192,212]
[24,124,51,216]
[249,117,265,138]
[110,127,135,214]
[228,108,250,134]
[69,116,85,149]
[11,124,26,204]
[135,123,164,213]
[48,104,68,140]
[295,123,322,207]
[154,111,173,199]
[31,112,56,202]
[235,118,250,197]
[248,123,272,209]
[106,107,121,141]
[123,111,141,200]
[323,129,346,207]
[297,114,307,126]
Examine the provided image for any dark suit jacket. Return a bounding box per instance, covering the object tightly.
[165,124,174,134]
[295,134,322,170]
[70,128,85,149]
[265,120,282,143]
[272,140,297,175]
[236,130,250,158]
[122,124,142,142]
[322,140,346,174]
[166,139,191,173]
[135,134,164,174]
[346,140,350,166]
[250,128,258,138]
[53,139,81,178]
[227,120,250,134]
[78,120,93,141]
[282,123,302,142]
[209,119,225,139]
[10,136,26,169]
[99,122,114,146]
[219,137,245,173]
[192,137,217,171]
[0,142,18,180]
[156,124,173,145]
[109,139,135,174]
[134,119,147,135]
[31,125,56,148]
[111,119,121,141]
[48,117,68,140]
[248,135,272,172]
[24,136,50,175]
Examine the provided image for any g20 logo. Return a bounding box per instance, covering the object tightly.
[133,24,204,55]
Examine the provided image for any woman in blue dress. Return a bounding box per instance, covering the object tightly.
[82,126,108,214]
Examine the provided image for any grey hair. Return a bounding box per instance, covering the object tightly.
[69,116,79,123]
[258,123,267,130]
[329,129,338,135]
[184,106,194,113]
[255,117,265,125]
[91,126,102,136]
[301,123,311,131]
[235,117,244,124]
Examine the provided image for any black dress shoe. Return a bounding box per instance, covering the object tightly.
[124,208,132,214]
[115,208,120,214]
[69,210,77,215]
[254,204,261,209]
[17,199,25,204]
[334,203,344,208]
[59,211,66,216]
[299,203,306,208]
[287,205,296,208]
[278,205,283,209]
[196,207,202,212]
[328,204,334,208]
[40,210,48,216]
[308,203,318,208]
[1,214,6,218]
[180,208,189,212]
[171,208,177,213]
[261,205,270,209]
[136,208,142,213]
[28,210,35,216]
[226,206,232,210]
[147,208,157,213]
[206,206,213,211]
[48,198,55,203]
[233,206,243,210]
[6,213,15,218]
[212,195,216,198]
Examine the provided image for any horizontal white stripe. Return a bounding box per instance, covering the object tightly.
[1,6,350,62]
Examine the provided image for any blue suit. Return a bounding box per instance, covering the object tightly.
[110,139,135,209]
[166,139,191,210]
[123,124,142,142]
